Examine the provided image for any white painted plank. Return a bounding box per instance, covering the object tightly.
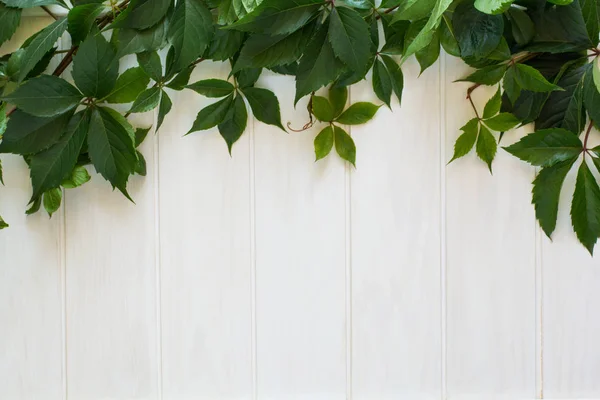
[159,62,253,400]
[0,17,65,400]
[253,72,347,400]
[444,54,537,399]
[64,63,159,397]
[350,58,442,400]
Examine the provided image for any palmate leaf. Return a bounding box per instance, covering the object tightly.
[113,0,171,30]
[218,94,247,153]
[373,58,392,108]
[105,67,150,104]
[311,95,334,122]
[483,88,501,119]
[402,0,453,60]
[449,118,479,163]
[242,87,285,130]
[380,55,403,105]
[453,1,504,60]
[136,51,162,82]
[0,3,21,46]
[334,125,355,166]
[72,32,119,99]
[504,128,583,167]
[336,102,380,125]
[186,79,234,98]
[67,3,105,44]
[483,113,520,132]
[476,124,496,173]
[329,86,347,118]
[129,86,161,113]
[157,89,172,130]
[328,6,371,73]
[17,17,67,82]
[474,0,513,14]
[167,0,213,72]
[571,161,600,254]
[188,95,233,133]
[314,125,334,161]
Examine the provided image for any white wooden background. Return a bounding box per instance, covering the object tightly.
[1,17,600,400]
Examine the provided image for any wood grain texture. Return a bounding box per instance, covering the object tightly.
[159,61,253,400]
[350,58,442,400]
[444,54,537,399]
[253,72,347,400]
[0,17,65,400]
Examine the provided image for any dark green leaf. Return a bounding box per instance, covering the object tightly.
[105,67,150,104]
[0,3,21,46]
[484,112,520,131]
[581,0,600,45]
[476,124,496,173]
[311,95,334,122]
[328,6,371,73]
[336,102,380,125]
[134,126,150,146]
[449,118,479,163]
[380,18,409,55]
[415,29,440,74]
[206,28,245,61]
[43,187,62,217]
[17,18,67,82]
[26,196,41,215]
[114,21,168,57]
[372,58,392,108]
[329,85,347,118]
[314,125,333,161]
[334,124,355,165]
[504,128,583,166]
[188,94,233,133]
[136,51,162,81]
[583,63,600,124]
[167,0,213,72]
[381,55,403,105]
[514,63,561,93]
[61,165,91,188]
[67,3,104,44]
[115,0,171,30]
[507,7,534,46]
[391,0,435,21]
[218,94,247,154]
[439,16,460,57]
[135,150,146,175]
[72,32,119,98]
[235,67,262,88]
[503,65,521,104]
[403,0,452,59]
[571,160,600,254]
[157,89,172,130]
[456,64,507,86]
[186,79,234,98]
[0,215,7,229]
[88,106,137,199]
[473,0,514,14]
[2,0,58,7]
[453,1,504,60]
[0,109,72,155]
[166,66,193,90]
[533,157,577,238]
[242,86,284,130]
[129,86,161,113]
[29,111,89,200]
[483,87,501,119]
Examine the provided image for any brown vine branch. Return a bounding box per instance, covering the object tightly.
[40,5,58,20]
[288,94,315,132]
[584,120,594,157]
[375,5,399,20]
[466,89,480,119]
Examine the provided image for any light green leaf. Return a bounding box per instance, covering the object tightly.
[72,32,119,98]
[167,0,213,72]
[402,0,452,60]
[328,6,371,73]
[456,64,507,85]
[312,95,334,122]
[483,87,501,119]
[504,128,583,167]
[157,89,172,130]
[533,157,578,238]
[43,187,62,218]
[391,0,435,22]
[67,3,105,44]
[449,118,479,163]
[2,75,82,117]
[314,125,334,161]
[571,161,600,254]
[61,165,91,189]
[415,29,440,74]
[336,102,380,125]
[186,79,235,98]
[474,0,514,14]
[88,106,138,199]
[514,64,562,93]
[105,67,150,104]
[476,124,497,173]
[29,111,89,201]
[129,86,161,113]
[137,51,162,82]
[373,58,392,108]
[0,109,72,155]
[0,215,8,229]
[188,95,233,133]
[0,3,21,46]
[242,86,285,130]
[381,55,403,105]
[329,85,347,118]
[484,112,520,132]
[218,94,247,154]
[17,18,67,81]
[334,124,355,166]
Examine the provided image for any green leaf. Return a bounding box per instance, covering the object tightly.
[43,187,62,218]
[0,109,72,155]
[483,87,501,119]
[507,7,534,46]
[476,124,496,173]
[129,86,161,113]
[381,55,403,105]
[72,32,119,99]
[372,58,392,108]
[449,118,479,163]
[295,22,344,104]
[2,0,58,7]
[453,1,504,60]
[571,161,600,254]
[188,94,233,133]
[581,0,600,45]
[329,85,347,118]
[380,18,409,55]
[134,126,150,147]
[503,65,521,104]
[533,157,577,238]
[336,102,380,125]
[105,67,150,104]
[415,29,440,74]
[29,111,89,201]
[484,112,520,132]
[17,18,67,82]
[583,63,600,124]
[224,0,322,35]
[61,165,91,189]
[235,67,262,89]
[114,21,168,57]
[334,125,355,166]
[134,150,146,175]
[474,0,513,14]
[391,0,435,22]
[67,3,105,44]
[115,0,171,30]
[504,128,583,167]
[242,86,284,130]
[439,16,460,57]
[88,106,137,199]
[328,6,371,73]
[514,64,562,93]
[186,79,234,98]
[157,89,172,130]
[2,75,82,117]
[136,51,162,81]
[218,94,247,153]
[206,28,245,62]
[166,66,193,90]
[314,125,334,161]
[25,196,41,215]
[311,95,334,122]
[403,0,453,60]
[167,0,213,72]
[0,3,21,46]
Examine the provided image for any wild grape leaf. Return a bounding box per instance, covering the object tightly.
[583,63,600,124]
[188,95,233,133]
[167,0,213,72]
[483,87,502,119]
[2,75,82,117]
[453,1,504,60]
[455,64,507,86]
[380,17,409,55]
[134,126,150,147]
[17,18,67,81]
[504,128,583,166]
[88,106,137,199]
[474,0,514,14]
[0,215,7,229]
[314,125,333,161]
[206,28,244,61]
[533,157,577,238]
[72,32,119,99]
[336,102,380,125]
[334,125,355,166]
[166,66,192,90]
[571,160,600,254]
[329,86,347,118]
[136,51,162,81]
[581,0,600,45]
[29,111,89,200]
[242,87,284,130]
[114,20,168,57]
[43,187,62,217]
[449,117,479,163]
[114,0,171,30]
[134,150,146,175]
[61,165,91,189]
[105,67,150,104]
[0,3,21,46]
[403,0,452,59]
[67,3,104,44]
[415,29,440,74]
[312,95,334,122]
[328,6,371,73]
[26,196,42,215]
[439,17,460,57]
[507,7,534,45]
[514,64,562,93]
[381,55,403,105]
[484,112,520,131]
[157,89,171,130]
[476,124,497,172]
[129,86,161,113]
[372,59,393,107]
[218,94,247,153]
[186,79,234,98]
[391,0,435,22]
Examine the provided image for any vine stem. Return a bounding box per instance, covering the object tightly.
[583,120,594,158]
[41,6,58,20]
[466,89,480,119]
[375,5,400,19]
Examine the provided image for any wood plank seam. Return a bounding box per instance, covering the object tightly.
[153,107,164,400]
[249,111,258,400]
[440,53,448,400]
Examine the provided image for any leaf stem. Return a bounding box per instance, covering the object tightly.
[584,119,594,157]
[466,90,480,119]
[40,5,58,20]
[375,4,399,19]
